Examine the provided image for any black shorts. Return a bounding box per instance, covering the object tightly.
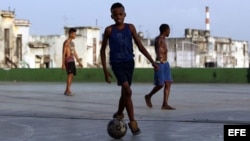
[66,62,76,75]
[110,60,134,86]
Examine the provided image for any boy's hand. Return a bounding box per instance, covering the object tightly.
[152,62,159,71]
[104,71,112,83]
[62,64,66,70]
[79,62,83,68]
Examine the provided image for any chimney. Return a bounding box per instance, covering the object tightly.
[205,6,210,31]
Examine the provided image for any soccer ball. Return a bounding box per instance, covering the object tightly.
[107,118,127,139]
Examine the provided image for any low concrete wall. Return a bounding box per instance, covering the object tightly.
[0,68,249,83]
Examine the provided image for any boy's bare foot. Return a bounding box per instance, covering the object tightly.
[64,91,74,96]
[144,95,152,108]
[161,105,176,110]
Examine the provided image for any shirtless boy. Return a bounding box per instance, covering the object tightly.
[145,24,175,110]
[62,28,83,96]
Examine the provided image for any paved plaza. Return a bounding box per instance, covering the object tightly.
[0,82,249,141]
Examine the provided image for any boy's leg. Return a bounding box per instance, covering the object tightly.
[64,73,74,96]
[113,60,133,119]
[145,85,163,108]
[162,62,175,109]
[111,60,140,135]
[121,82,134,121]
[64,62,76,96]
[121,81,141,135]
[162,82,175,110]
[145,63,163,108]
[113,91,125,119]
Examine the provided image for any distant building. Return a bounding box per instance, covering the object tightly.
[28,26,100,68]
[0,9,101,69]
[128,28,249,68]
[165,29,249,68]
[0,8,248,69]
[0,9,30,68]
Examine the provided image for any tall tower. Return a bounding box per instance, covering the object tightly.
[205,6,210,31]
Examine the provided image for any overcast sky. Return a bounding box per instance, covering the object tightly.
[1,0,250,44]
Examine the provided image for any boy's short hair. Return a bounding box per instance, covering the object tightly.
[69,28,76,34]
[110,2,125,12]
[159,24,170,33]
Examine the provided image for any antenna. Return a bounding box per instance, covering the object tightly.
[63,15,69,26]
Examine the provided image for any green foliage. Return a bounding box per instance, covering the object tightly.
[0,68,249,83]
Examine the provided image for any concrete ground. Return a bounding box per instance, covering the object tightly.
[0,82,249,141]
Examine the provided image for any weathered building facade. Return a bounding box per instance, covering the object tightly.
[0,9,248,69]
[28,26,100,68]
[166,29,249,68]
[0,9,30,68]
[0,9,101,69]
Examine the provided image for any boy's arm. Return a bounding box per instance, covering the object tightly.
[74,49,83,68]
[100,27,111,72]
[129,24,158,69]
[62,41,67,69]
[100,26,112,83]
